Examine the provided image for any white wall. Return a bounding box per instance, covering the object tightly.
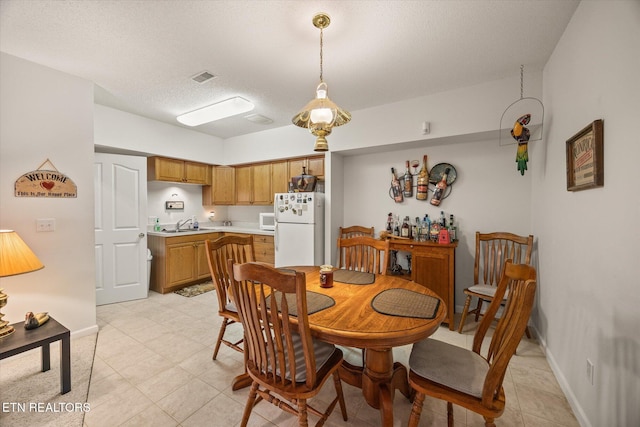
[341,137,532,309]
[533,2,640,427]
[0,53,97,334]
[95,104,225,164]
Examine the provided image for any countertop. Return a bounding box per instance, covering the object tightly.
[148,226,274,238]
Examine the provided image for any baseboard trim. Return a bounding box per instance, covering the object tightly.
[531,325,591,427]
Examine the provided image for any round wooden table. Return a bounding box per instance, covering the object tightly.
[294,266,446,427]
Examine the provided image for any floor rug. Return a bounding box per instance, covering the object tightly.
[0,332,97,427]
[173,281,215,297]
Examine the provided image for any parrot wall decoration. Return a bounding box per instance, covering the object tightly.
[511,113,531,175]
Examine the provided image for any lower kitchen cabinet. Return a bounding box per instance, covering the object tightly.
[388,240,457,330]
[224,232,274,264]
[148,232,222,294]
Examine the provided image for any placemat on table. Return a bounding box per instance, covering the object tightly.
[333,269,375,285]
[371,288,440,319]
[265,291,335,316]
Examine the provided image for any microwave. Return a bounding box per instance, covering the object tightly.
[259,212,275,230]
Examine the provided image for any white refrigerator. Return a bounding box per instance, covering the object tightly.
[274,192,324,268]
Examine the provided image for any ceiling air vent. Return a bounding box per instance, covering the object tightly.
[244,114,273,125]
[191,71,216,84]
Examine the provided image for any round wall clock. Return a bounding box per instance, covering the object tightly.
[429,163,457,185]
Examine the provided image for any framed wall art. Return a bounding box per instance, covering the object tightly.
[566,119,603,191]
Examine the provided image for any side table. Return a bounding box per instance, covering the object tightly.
[0,316,71,394]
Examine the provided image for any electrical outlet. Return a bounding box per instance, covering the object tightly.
[36,218,55,232]
[586,359,595,385]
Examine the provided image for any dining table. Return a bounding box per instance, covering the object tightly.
[281,265,447,426]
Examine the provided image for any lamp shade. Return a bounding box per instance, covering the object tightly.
[0,230,44,277]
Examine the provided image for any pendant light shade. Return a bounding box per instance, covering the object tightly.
[292,13,351,152]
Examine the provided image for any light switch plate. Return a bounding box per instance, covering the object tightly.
[37,218,55,232]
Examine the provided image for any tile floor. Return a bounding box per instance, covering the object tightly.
[85,290,579,427]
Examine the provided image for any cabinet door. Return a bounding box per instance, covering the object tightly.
[235,165,252,205]
[167,242,197,286]
[253,234,274,263]
[288,158,306,179]
[195,241,211,279]
[411,245,455,329]
[184,161,210,184]
[152,157,184,182]
[271,160,289,195]
[211,166,235,205]
[252,163,272,204]
[307,156,325,178]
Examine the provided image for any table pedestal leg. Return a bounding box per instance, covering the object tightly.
[359,348,411,426]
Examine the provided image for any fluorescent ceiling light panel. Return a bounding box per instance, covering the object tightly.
[177,97,254,126]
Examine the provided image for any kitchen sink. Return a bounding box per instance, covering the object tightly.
[159,229,211,234]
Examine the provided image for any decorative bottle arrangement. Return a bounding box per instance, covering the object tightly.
[403,161,413,198]
[390,168,404,203]
[416,155,429,200]
[430,167,450,206]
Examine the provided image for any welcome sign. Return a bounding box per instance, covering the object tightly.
[14,159,77,198]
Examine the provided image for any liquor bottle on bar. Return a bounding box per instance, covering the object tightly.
[386,213,393,233]
[403,161,413,198]
[416,155,429,200]
[449,214,457,242]
[413,217,420,241]
[421,214,431,241]
[401,216,410,238]
[393,215,400,236]
[430,167,451,206]
[390,168,404,203]
[439,211,446,228]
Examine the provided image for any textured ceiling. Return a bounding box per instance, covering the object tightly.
[0,0,579,140]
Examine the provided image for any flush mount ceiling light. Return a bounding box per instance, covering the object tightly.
[177,96,254,126]
[292,13,351,152]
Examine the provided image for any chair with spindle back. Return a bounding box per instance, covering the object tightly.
[457,232,534,335]
[336,235,389,275]
[205,235,255,360]
[408,260,537,427]
[228,261,348,427]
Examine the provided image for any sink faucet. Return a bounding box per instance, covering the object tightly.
[176,218,192,230]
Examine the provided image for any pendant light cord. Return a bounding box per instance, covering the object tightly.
[319,27,324,82]
[520,64,524,99]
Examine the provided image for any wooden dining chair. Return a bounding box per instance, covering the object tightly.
[336,235,389,275]
[228,261,348,427]
[205,235,255,360]
[408,260,537,427]
[458,232,534,335]
[339,225,374,238]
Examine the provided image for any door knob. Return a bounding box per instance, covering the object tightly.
[138,233,145,238]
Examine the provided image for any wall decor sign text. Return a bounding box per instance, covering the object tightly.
[15,159,77,198]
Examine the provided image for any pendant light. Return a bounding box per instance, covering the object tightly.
[292,13,351,152]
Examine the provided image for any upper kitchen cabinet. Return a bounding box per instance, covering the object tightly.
[235,163,272,205]
[147,156,211,184]
[271,160,289,194]
[288,155,324,180]
[203,166,235,205]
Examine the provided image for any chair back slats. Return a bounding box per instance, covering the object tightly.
[206,235,255,314]
[337,236,389,275]
[339,225,374,239]
[471,260,537,405]
[475,232,533,287]
[229,261,317,390]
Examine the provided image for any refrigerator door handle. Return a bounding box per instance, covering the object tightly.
[274,221,278,250]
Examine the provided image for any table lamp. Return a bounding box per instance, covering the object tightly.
[0,230,44,338]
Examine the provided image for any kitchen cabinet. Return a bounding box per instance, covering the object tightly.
[288,155,325,180]
[388,240,457,330]
[148,232,222,294]
[224,232,274,264]
[147,156,210,184]
[203,166,235,205]
[235,163,272,205]
[271,160,289,194]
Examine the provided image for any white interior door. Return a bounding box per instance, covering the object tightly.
[94,153,148,305]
